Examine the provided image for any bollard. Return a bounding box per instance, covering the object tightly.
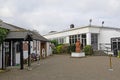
[108,54,113,71]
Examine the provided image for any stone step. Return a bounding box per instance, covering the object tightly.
[93,51,108,56]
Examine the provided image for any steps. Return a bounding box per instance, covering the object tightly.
[93,50,108,56]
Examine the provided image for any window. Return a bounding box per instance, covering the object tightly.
[69,34,83,44]
[33,40,36,51]
[16,43,20,53]
[51,37,66,44]
[111,38,120,51]
[58,37,65,44]
[91,34,98,50]
[5,42,9,53]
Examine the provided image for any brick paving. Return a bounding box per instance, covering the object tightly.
[0,55,120,80]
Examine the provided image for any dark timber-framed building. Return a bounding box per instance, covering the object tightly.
[0,20,52,69]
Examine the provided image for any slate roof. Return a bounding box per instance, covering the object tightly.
[29,31,49,41]
[1,22,25,31]
[0,20,49,42]
[6,31,49,42]
[6,31,29,40]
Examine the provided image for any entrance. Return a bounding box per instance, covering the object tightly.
[91,34,98,50]
[5,42,11,67]
[81,34,86,48]
[41,42,46,58]
[111,38,120,51]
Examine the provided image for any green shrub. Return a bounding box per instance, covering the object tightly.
[83,45,93,55]
[61,44,69,53]
[52,48,57,54]
[56,45,63,54]
[70,44,76,52]
[50,40,58,47]
[52,44,76,54]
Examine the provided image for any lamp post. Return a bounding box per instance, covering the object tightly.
[102,21,104,27]
[89,19,92,27]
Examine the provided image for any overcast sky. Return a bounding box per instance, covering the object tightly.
[0,0,120,34]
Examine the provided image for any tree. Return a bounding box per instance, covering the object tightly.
[50,39,58,47]
[0,27,9,44]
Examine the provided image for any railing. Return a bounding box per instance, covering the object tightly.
[99,43,112,55]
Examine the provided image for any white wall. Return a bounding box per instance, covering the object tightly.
[99,29,120,44]
[46,42,52,56]
[37,41,41,56]
[44,27,89,39]
[44,26,120,51]
[89,27,100,33]
[16,53,20,64]
[89,27,120,44]
[86,32,91,45]
[68,27,89,35]
[15,41,43,64]
[96,28,120,50]
[39,41,41,55]
[66,36,69,43]
[0,45,2,68]
[31,41,33,53]
[44,27,89,44]
[16,52,28,64]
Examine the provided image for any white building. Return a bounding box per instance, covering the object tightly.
[44,25,120,52]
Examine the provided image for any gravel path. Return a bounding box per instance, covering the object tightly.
[0,55,120,80]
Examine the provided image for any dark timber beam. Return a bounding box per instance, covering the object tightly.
[2,42,5,69]
[28,40,31,67]
[9,41,11,66]
[20,41,24,70]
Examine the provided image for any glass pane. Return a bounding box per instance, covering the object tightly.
[72,35,74,38]
[118,42,120,50]
[82,34,86,38]
[78,34,80,37]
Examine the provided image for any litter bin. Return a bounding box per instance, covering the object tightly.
[113,49,118,57]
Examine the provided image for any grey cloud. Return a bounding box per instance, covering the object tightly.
[0,0,120,34]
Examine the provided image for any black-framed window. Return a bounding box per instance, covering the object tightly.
[16,43,20,53]
[69,34,86,45]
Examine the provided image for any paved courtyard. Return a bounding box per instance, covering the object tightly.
[0,55,120,80]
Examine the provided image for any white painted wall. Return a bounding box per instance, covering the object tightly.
[15,41,31,64]
[0,45,2,68]
[16,53,20,64]
[15,41,48,64]
[46,42,52,56]
[39,41,41,56]
[99,28,120,44]
[89,27,100,33]
[36,41,41,56]
[44,26,120,51]
[31,41,33,53]
[44,27,89,39]
[89,27,120,50]
[44,27,89,43]
[66,36,69,44]
[89,27,120,44]
[16,52,28,64]
[86,32,91,45]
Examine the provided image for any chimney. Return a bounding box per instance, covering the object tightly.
[70,24,74,28]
